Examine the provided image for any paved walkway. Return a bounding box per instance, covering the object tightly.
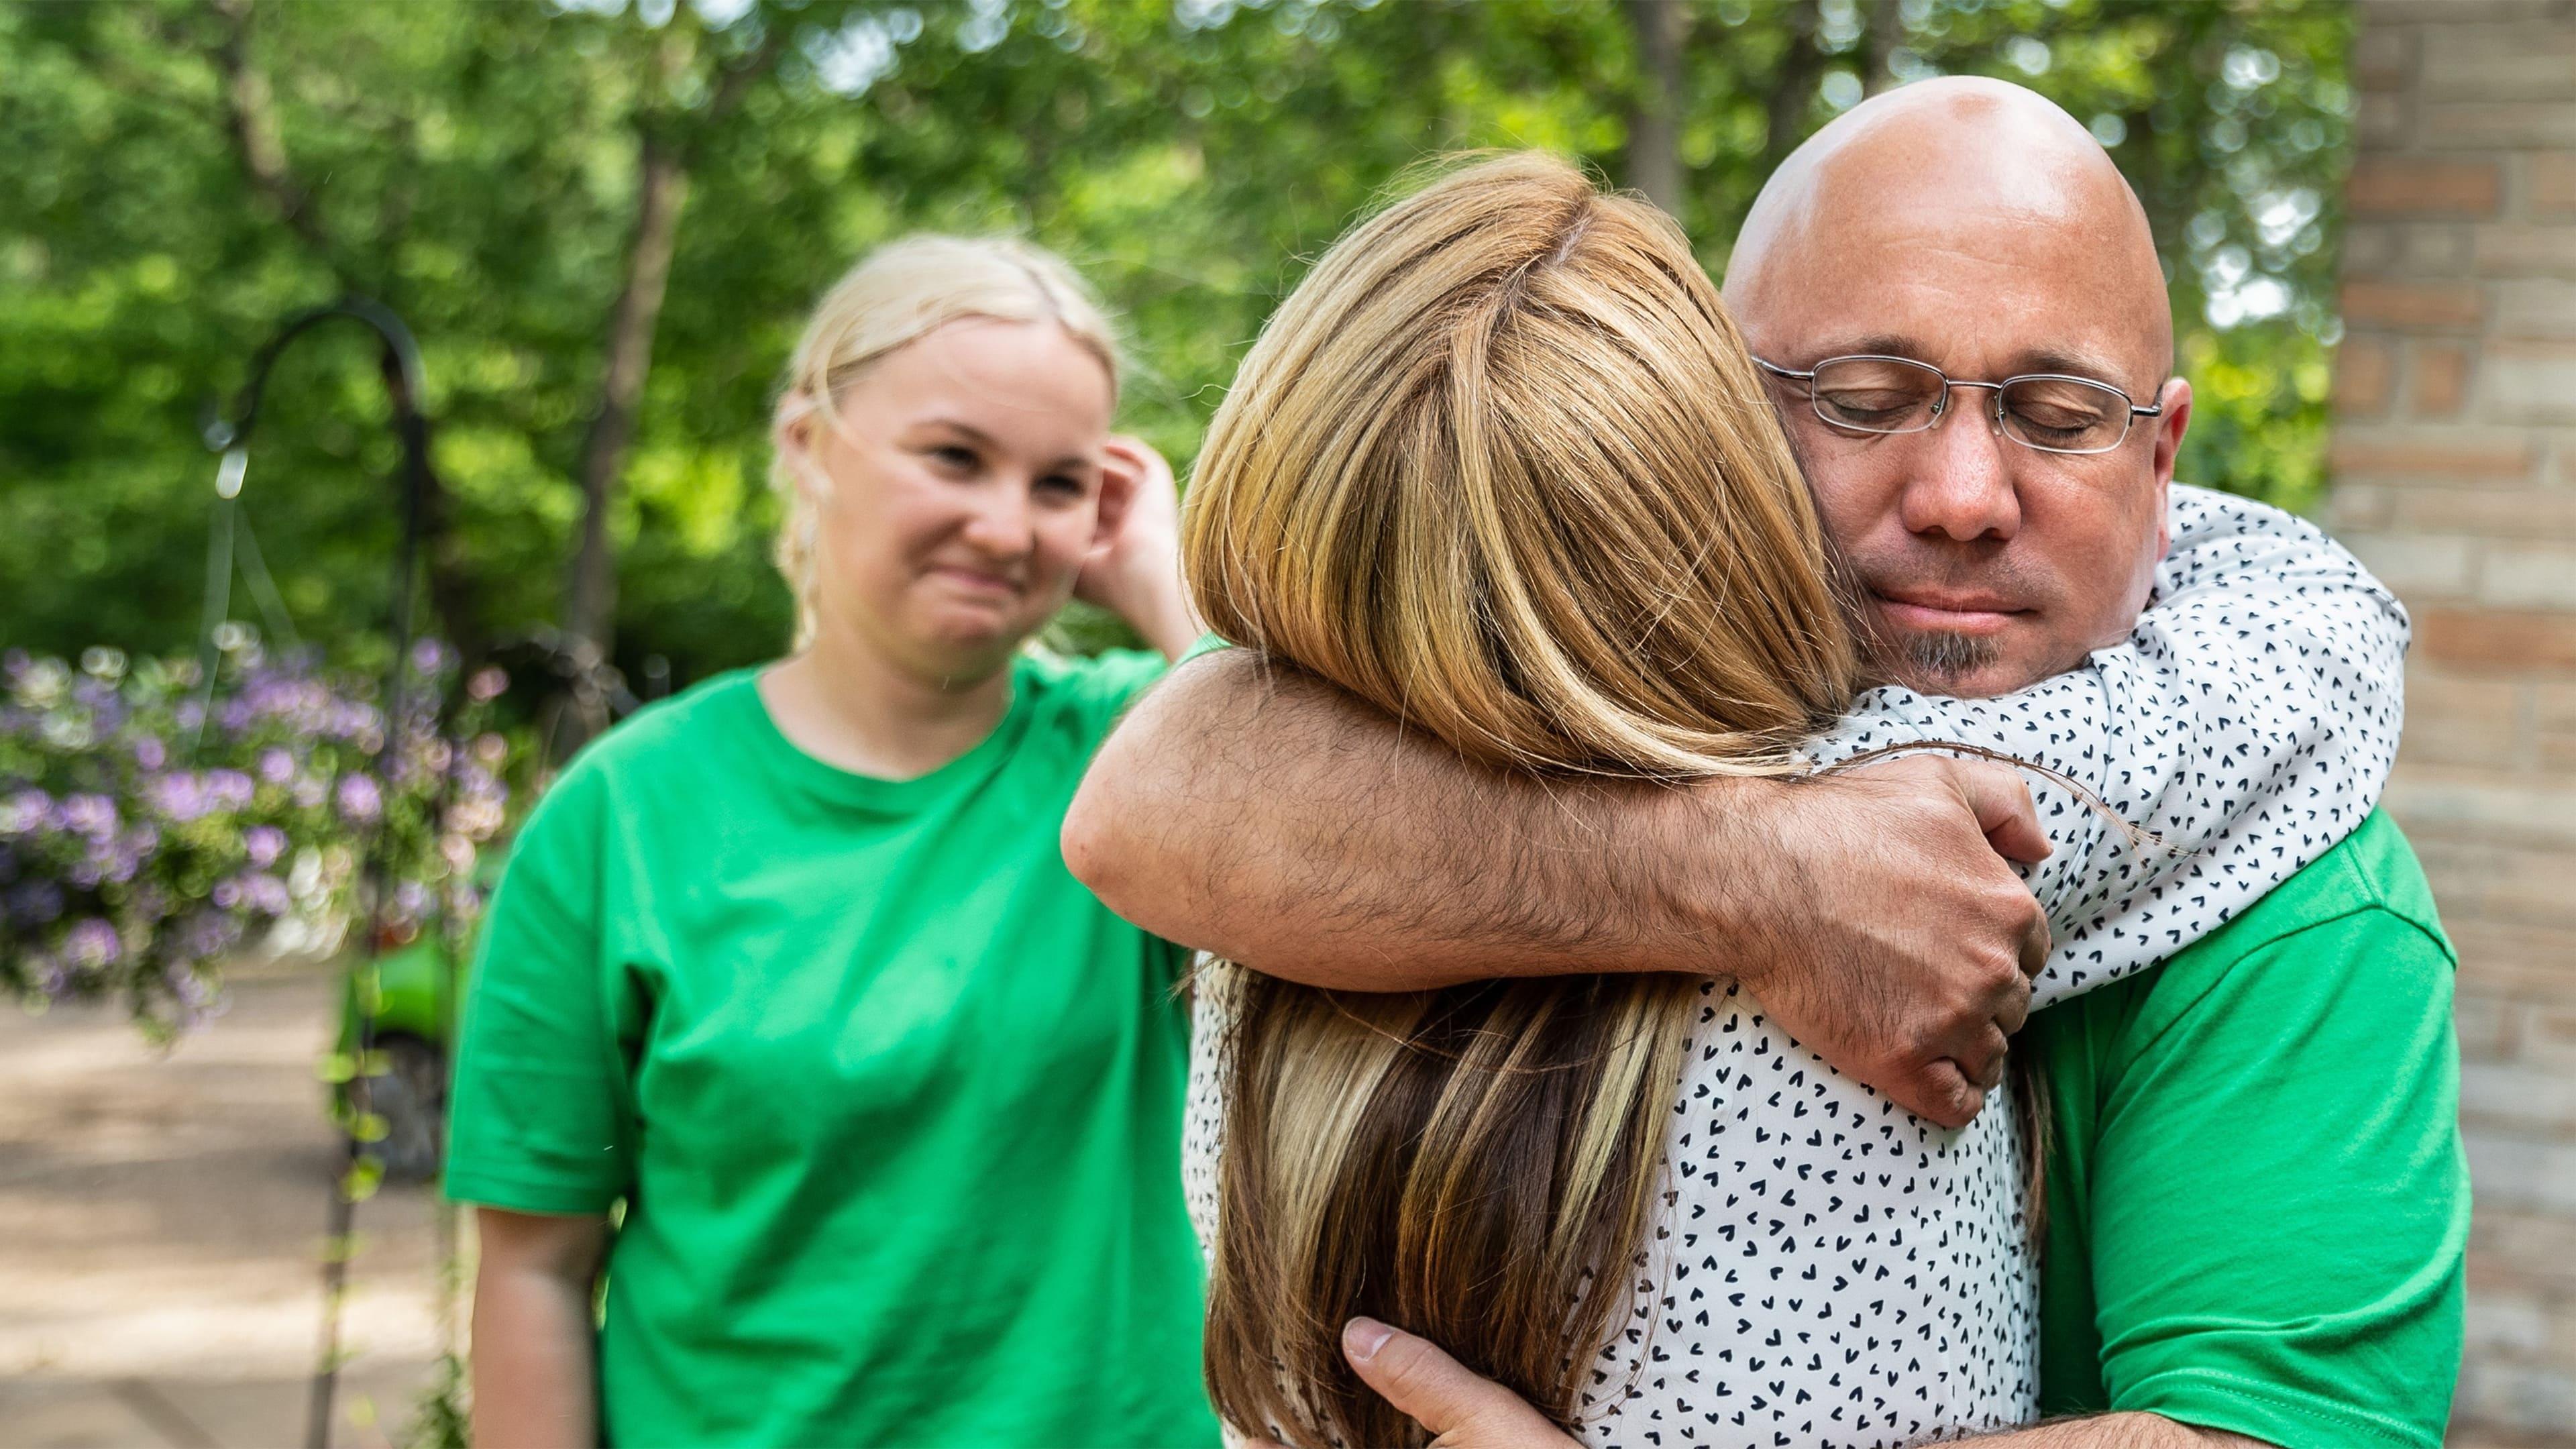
[0,968,447,1449]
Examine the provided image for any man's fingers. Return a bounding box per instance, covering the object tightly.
[2017,898,2053,981]
[1892,1060,1984,1129]
[1342,1318,1574,1446]
[1947,760,2051,865]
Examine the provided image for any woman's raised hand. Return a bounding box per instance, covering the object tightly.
[1079,435,1205,660]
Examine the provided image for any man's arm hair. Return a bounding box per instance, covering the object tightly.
[1067,648,1729,985]
[1065,648,2052,1126]
[1964,1415,2273,1447]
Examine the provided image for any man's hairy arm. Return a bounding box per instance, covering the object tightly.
[1064,649,2051,1126]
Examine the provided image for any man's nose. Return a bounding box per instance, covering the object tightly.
[1898,394,2022,543]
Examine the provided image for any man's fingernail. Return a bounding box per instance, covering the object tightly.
[1344,1317,1395,1363]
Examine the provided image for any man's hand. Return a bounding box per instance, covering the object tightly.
[1335,1318,1578,1449]
[1067,651,2052,1127]
[1306,1318,2271,1449]
[1720,753,2052,1127]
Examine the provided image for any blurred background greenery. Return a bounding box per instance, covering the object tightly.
[0,0,2353,688]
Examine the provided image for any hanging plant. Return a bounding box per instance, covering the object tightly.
[0,631,513,1040]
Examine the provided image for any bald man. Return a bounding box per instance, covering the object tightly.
[1067,80,2463,1448]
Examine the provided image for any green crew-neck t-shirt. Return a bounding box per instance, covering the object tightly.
[2032,809,2469,1447]
[444,653,1222,1449]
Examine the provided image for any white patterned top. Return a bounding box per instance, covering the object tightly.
[1183,484,2408,1448]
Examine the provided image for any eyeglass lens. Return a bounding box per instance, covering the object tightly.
[1809,357,2133,454]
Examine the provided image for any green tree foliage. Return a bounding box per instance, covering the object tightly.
[0,0,2351,685]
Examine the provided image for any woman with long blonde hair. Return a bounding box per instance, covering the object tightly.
[1178,153,2402,1447]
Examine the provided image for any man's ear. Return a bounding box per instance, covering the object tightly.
[2149,376,2192,556]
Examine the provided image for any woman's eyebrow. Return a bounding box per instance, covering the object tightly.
[919,417,1096,473]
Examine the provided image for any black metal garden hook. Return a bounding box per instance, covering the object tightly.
[199,297,442,1449]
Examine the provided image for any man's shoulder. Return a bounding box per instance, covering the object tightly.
[2178,809,2449,968]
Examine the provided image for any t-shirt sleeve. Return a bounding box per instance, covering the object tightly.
[2079,906,2467,1447]
[1833,485,2408,1007]
[443,764,634,1215]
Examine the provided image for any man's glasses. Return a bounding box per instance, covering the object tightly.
[1752,354,2164,457]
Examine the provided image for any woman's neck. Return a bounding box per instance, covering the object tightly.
[757,628,1016,782]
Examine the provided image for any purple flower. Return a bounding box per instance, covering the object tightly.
[148,773,209,822]
[243,825,286,869]
[411,639,452,676]
[335,774,382,824]
[467,667,508,703]
[0,789,50,837]
[204,771,255,811]
[131,735,167,771]
[63,918,121,969]
[257,748,296,786]
[60,793,117,839]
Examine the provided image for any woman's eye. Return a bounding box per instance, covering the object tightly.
[1035,473,1086,499]
[929,445,977,471]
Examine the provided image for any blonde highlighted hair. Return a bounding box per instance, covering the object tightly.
[769,234,1121,648]
[1189,154,1863,1445]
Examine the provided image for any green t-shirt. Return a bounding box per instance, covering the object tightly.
[444,653,1221,1449]
[2033,810,2468,1446]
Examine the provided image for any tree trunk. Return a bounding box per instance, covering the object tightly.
[1620,0,1691,218]
[1762,0,1825,172]
[564,131,690,660]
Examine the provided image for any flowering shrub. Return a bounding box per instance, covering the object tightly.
[0,633,513,1038]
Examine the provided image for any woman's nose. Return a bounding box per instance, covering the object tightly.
[958,482,1037,557]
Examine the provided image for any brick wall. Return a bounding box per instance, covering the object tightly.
[2326,2,2576,1440]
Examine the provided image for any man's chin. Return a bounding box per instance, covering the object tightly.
[1872,630,2051,699]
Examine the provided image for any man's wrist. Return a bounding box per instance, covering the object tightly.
[1633,773,1801,981]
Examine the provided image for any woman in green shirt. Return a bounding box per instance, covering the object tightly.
[447,235,1216,1448]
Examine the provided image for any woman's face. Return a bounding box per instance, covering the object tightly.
[786,317,1116,680]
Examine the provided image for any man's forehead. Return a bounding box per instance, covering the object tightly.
[1725,78,2172,376]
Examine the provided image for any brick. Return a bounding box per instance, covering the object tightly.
[2529,153,2576,217]
[2350,157,2506,218]
[2367,0,2574,21]
[2340,278,2485,330]
[2328,426,2538,482]
[2413,341,2475,413]
[2353,25,2416,92]
[2347,532,2478,597]
[2416,608,2576,670]
[2493,278,2576,339]
[2359,91,2414,150]
[2464,1290,2556,1355]
[2453,1356,2576,1440]
[2328,483,2397,533]
[2477,222,2576,277]
[2396,667,2527,765]
[2398,486,2576,539]
[2337,335,2397,415]
[2422,27,2576,103]
[2468,1134,2576,1214]
[2385,771,2576,849]
[2464,1059,2576,1130]
[2427,102,2576,151]
[2414,837,2576,930]
[2451,919,2576,1005]
[2457,989,2528,1060]
[2470,1205,2576,1294]
[2484,541,2576,608]
[2540,681,2576,770]
[2483,341,2576,422]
